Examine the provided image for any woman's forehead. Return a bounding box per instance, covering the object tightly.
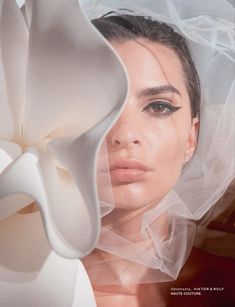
[111,39,189,99]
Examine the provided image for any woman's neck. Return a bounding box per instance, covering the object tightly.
[101,201,168,242]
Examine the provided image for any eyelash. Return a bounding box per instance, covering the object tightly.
[142,101,181,117]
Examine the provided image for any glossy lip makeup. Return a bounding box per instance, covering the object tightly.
[109,159,152,184]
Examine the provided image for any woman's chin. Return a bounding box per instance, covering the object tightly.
[105,182,161,211]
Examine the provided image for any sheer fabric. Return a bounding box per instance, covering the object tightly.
[82,0,235,284]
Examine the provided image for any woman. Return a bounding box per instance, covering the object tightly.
[82,7,235,307]
[0,1,233,306]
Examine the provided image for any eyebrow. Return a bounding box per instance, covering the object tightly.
[137,85,181,98]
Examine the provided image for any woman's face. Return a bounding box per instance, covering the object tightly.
[97,39,198,210]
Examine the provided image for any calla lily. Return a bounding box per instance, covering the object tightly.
[0,0,127,258]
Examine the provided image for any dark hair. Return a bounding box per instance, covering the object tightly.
[92,14,200,118]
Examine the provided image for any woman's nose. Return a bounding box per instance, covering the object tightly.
[108,122,142,147]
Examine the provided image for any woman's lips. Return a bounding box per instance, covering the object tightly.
[109,160,151,184]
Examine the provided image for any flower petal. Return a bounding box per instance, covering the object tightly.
[0,140,22,172]
[0,149,99,258]
[0,0,127,259]
[48,107,123,237]
[0,140,33,219]
[23,0,127,143]
[0,0,28,140]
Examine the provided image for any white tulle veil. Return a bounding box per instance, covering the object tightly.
[81,0,235,285]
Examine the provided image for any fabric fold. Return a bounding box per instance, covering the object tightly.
[0,0,128,258]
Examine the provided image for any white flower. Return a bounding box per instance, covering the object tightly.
[0,0,127,258]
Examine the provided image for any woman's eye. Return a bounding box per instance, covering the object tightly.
[142,101,181,117]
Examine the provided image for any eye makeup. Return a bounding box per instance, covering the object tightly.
[142,100,182,118]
